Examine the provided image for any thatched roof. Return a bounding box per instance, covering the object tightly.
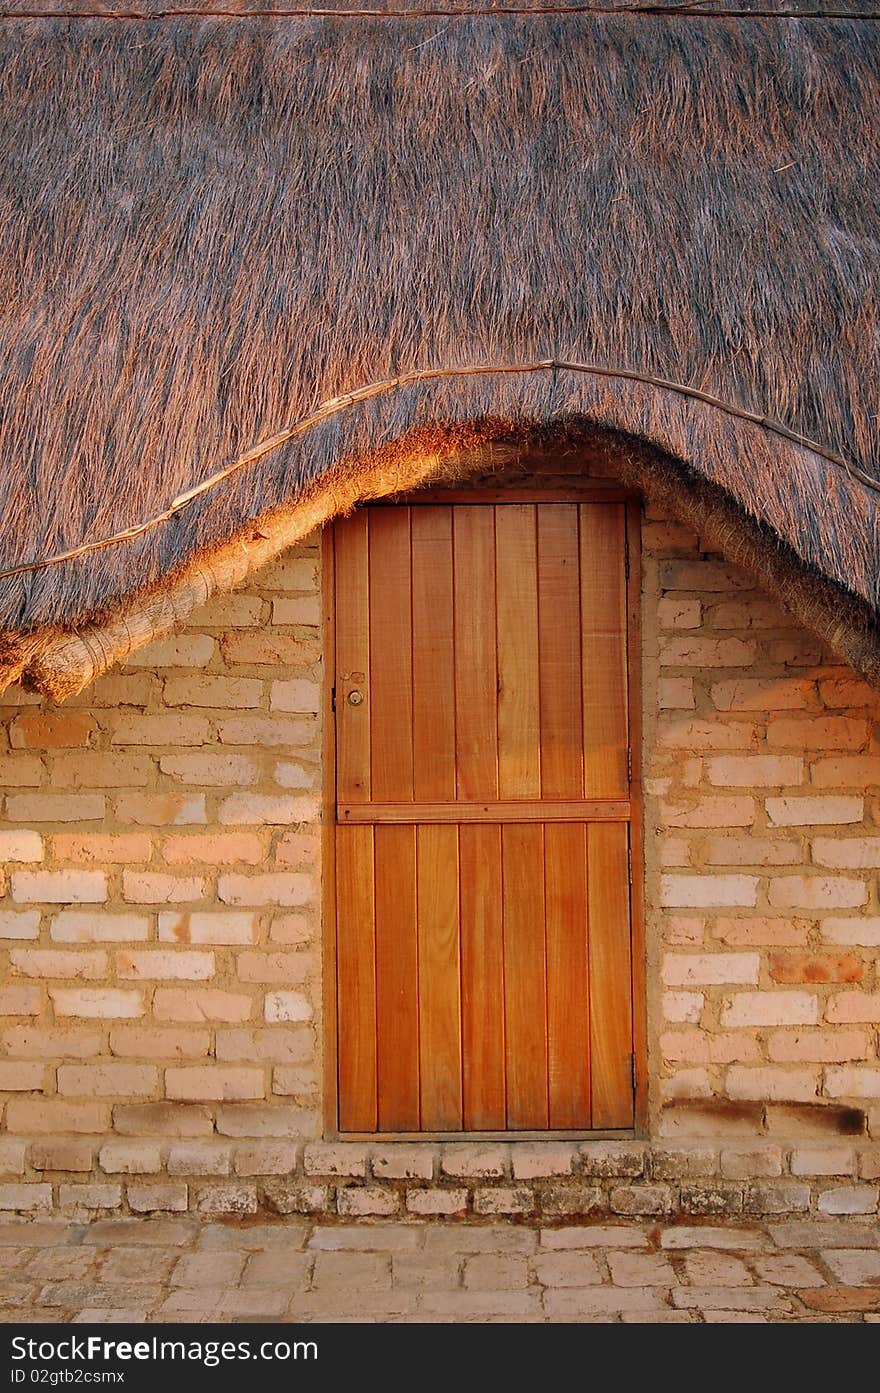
[0,6,879,694]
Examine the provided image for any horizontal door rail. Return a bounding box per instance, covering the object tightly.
[337,799,631,825]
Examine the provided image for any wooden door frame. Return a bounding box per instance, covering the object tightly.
[321,484,648,1140]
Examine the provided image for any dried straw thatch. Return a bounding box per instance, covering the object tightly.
[0,7,878,695]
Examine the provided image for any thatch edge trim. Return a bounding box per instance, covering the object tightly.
[3,425,880,702]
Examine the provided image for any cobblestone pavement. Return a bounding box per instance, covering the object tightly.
[0,1216,879,1323]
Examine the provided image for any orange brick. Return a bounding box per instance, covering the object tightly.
[767,877,866,911]
[122,871,207,904]
[2,1026,101,1057]
[702,836,800,866]
[221,632,320,665]
[29,1140,94,1172]
[6,794,105,822]
[660,797,755,829]
[112,1103,214,1137]
[158,911,258,946]
[0,1063,47,1091]
[657,719,755,751]
[123,635,215,668]
[217,717,315,748]
[161,832,264,865]
[710,679,812,711]
[768,954,863,985]
[215,1028,312,1064]
[236,951,313,984]
[9,949,107,979]
[260,556,317,592]
[164,676,262,709]
[706,755,803,787]
[57,1064,158,1097]
[197,595,263,626]
[269,914,311,944]
[0,755,43,786]
[767,717,868,751]
[659,637,756,668]
[811,756,880,788]
[819,677,880,710]
[159,753,259,785]
[152,988,253,1023]
[0,985,41,1015]
[10,714,96,749]
[826,993,880,1023]
[114,792,206,825]
[713,917,810,947]
[51,753,153,788]
[275,832,318,867]
[51,833,152,864]
[109,1026,211,1059]
[68,675,155,707]
[165,1066,265,1101]
[5,1099,110,1134]
[110,714,212,746]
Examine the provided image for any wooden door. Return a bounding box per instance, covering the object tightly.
[330,498,638,1134]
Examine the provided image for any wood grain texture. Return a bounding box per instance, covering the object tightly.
[417,824,462,1130]
[580,503,629,798]
[412,505,456,802]
[369,506,414,801]
[502,822,548,1129]
[453,506,498,800]
[538,504,584,799]
[334,511,371,802]
[496,505,541,799]
[374,824,420,1130]
[459,823,506,1130]
[335,824,376,1132]
[545,821,591,1129]
[588,821,634,1129]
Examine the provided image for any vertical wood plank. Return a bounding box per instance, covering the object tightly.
[335,824,377,1132]
[412,507,456,801]
[545,822,591,1129]
[588,822,634,1129]
[537,504,584,799]
[502,823,548,1129]
[459,824,506,1130]
[374,825,420,1130]
[496,506,541,799]
[369,507,413,801]
[580,503,629,798]
[417,824,462,1130]
[334,512,371,802]
[453,507,498,800]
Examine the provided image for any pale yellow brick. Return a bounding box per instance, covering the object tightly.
[215,1028,311,1064]
[0,984,43,1015]
[662,953,759,986]
[165,1066,265,1101]
[826,992,880,1023]
[660,798,755,828]
[111,713,212,746]
[123,635,215,668]
[711,678,812,711]
[660,838,691,867]
[272,1065,318,1096]
[721,992,819,1028]
[109,1025,211,1058]
[112,1102,213,1137]
[164,676,262,709]
[272,596,320,626]
[50,911,150,943]
[662,991,704,1024]
[3,1025,100,1056]
[152,988,253,1022]
[29,1139,93,1171]
[218,872,311,907]
[264,991,312,1023]
[50,987,144,1019]
[122,871,207,904]
[824,1068,880,1099]
[714,917,810,947]
[274,831,318,867]
[790,1146,855,1176]
[167,1142,232,1176]
[11,869,107,903]
[660,637,755,667]
[767,876,866,910]
[766,797,863,827]
[234,1143,299,1176]
[217,717,315,747]
[706,756,803,787]
[260,555,317,591]
[703,836,800,866]
[51,752,153,787]
[67,674,155,707]
[6,1099,110,1133]
[0,1062,46,1091]
[99,1141,162,1174]
[726,1067,819,1102]
[660,875,758,908]
[666,916,705,945]
[812,837,880,869]
[661,1070,713,1101]
[0,910,40,939]
[0,755,43,786]
[657,598,701,629]
[269,913,312,944]
[9,948,107,979]
[217,793,317,825]
[0,1183,53,1212]
[159,753,259,786]
[57,1064,158,1097]
[659,1030,760,1065]
[767,1029,870,1063]
[161,832,264,865]
[821,917,880,947]
[116,950,214,981]
[767,717,868,751]
[222,632,319,666]
[158,911,259,946]
[197,594,263,626]
[270,680,321,713]
[658,718,755,751]
[114,792,206,825]
[0,830,43,861]
[236,951,312,984]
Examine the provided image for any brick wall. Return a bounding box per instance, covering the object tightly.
[0,488,878,1219]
